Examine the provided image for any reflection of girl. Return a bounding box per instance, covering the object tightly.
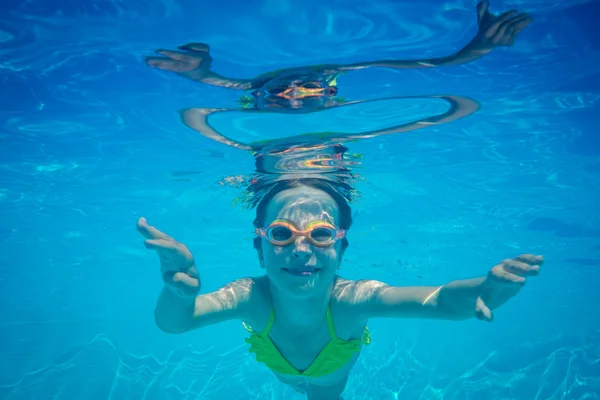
[137,177,543,400]
[146,0,531,102]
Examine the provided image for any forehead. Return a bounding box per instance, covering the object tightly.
[265,186,340,226]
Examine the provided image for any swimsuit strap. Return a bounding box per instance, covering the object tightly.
[325,306,342,342]
[261,308,276,335]
[242,308,276,335]
[242,321,253,333]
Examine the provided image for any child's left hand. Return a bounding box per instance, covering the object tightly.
[475,254,543,321]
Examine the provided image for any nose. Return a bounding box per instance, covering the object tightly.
[292,237,312,259]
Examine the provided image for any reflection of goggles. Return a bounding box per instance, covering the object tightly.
[255,219,345,247]
[253,83,338,100]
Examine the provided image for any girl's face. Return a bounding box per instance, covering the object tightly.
[258,185,345,297]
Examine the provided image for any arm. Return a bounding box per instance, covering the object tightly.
[188,70,257,90]
[146,43,260,90]
[338,1,532,72]
[339,49,487,71]
[136,217,253,334]
[155,278,253,334]
[362,277,486,321]
[362,254,543,321]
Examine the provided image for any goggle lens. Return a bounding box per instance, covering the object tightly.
[310,227,335,242]
[269,226,293,242]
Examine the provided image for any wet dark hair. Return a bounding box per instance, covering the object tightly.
[252,177,352,251]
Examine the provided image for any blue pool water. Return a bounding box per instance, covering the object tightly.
[1,0,599,399]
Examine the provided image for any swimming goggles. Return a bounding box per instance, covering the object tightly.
[254,82,338,100]
[255,219,345,247]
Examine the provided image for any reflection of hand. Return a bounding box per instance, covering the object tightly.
[475,254,543,321]
[137,217,200,298]
[466,0,532,54]
[145,43,213,81]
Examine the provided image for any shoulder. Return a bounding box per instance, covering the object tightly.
[237,275,272,330]
[332,277,390,319]
[226,275,268,305]
[332,277,388,305]
[208,276,268,316]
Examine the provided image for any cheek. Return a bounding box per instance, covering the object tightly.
[272,246,286,256]
[263,243,286,260]
[317,246,339,264]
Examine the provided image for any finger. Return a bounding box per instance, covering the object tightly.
[145,56,179,69]
[162,271,200,297]
[178,42,210,53]
[144,238,177,251]
[475,297,493,322]
[494,14,520,35]
[510,15,533,35]
[145,58,197,73]
[503,260,540,276]
[495,13,531,43]
[497,268,527,283]
[137,217,169,240]
[515,254,544,266]
[493,22,510,44]
[476,0,490,22]
[172,271,200,289]
[499,24,518,45]
[496,9,519,24]
[506,13,532,26]
[502,13,531,33]
[487,9,519,37]
[155,49,195,62]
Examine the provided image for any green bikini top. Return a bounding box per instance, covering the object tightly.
[242,306,371,378]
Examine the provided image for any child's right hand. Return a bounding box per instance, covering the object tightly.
[137,217,200,298]
[467,0,532,53]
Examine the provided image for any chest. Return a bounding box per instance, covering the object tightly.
[267,320,333,372]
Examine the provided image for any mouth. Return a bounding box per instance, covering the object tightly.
[282,267,319,276]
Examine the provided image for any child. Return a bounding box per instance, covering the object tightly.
[137,177,543,399]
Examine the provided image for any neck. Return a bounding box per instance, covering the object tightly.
[268,278,334,330]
